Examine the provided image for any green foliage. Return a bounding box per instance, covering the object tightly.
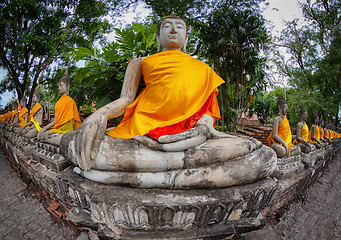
[0,0,112,108]
[195,0,269,131]
[274,0,341,127]
[64,22,158,109]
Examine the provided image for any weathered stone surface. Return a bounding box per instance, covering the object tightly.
[32,142,70,172]
[271,155,305,180]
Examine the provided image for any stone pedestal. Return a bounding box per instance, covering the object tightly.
[32,142,70,172]
[300,151,318,168]
[57,168,273,239]
[270,155,305,179]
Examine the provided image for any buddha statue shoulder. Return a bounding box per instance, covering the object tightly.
[61,14,277,189]
[37,69,81,146]
[267,92,300,158]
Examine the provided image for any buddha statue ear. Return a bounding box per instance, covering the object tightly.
[181,35,188,53]
[156,35,161,52]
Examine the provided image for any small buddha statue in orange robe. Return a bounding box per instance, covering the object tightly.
[293,104,312,153]
[267,92,300,158]
[20,88,43,138]
[38,69,81,146]
[308,114,321,149]
[318,116,327,144]
[60,14,277,189]
[13,96,29,134]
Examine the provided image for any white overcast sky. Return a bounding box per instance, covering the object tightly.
[0,0,304,107]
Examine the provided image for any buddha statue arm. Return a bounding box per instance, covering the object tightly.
[311,125,320,143]
[37,120,55,139]
[272,116,289,156]
[134,115,234,152]
[74,58,143,171]
[296,122,308,145]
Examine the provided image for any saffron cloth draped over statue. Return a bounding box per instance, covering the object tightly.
[267,116,293,156]
[18,107,28,127]
[50,95,81,134]
[29,103,42,131]
[308,125,320,143]
[108,49,225,139]
[293,121,309,145]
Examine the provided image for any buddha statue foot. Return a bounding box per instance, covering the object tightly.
[271,155,304,179]
[62,132,277,189]
[32,142,70,172]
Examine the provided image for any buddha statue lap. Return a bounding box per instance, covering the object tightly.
[293,104,314,154]
[38,69,81,146]
[61,14,277,189]
[267,93,301,158]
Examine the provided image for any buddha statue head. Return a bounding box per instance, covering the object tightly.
[299,104,307,121]
[319,115,324,127]
[20,96,27,108]
[32,88,41,104]
[13,101,18,111]
[156,13,188,53]
[313,114,319,125]
[277,91,287,116]
[58,68,71,96]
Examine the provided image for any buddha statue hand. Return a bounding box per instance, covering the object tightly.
[134,124,210,152]
[73,109,108,170]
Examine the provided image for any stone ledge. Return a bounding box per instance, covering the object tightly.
[0,128,339,239]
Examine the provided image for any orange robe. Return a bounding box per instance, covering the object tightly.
[308,125,320,143]
[10,110,18,125]
[267,115,293,156]
[107,49,225,139]
[293,121,309,145]
[19,107,28,127]
[52,95,81,132]
[320,127,325,140]
[29,103,43,130]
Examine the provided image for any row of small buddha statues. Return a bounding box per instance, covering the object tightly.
[0,14,340,190]
[267,92,339,158]
[0,68,81,146]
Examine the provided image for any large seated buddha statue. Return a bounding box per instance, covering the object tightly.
[267,93,300,158]
[293,104,313,153]
[37,69,81,146]
[318,116,327,144]
[61,14,276,189]
[308,114,321,149]
[20,88,43,138]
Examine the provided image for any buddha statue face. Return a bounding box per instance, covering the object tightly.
[299,105,307,121]
[58,81,68,95]
[157,16,188,52]
[20,96,27,108]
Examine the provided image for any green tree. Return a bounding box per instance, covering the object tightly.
[0,0,114,109]
[197,0,269,131]
[65,22,158,109]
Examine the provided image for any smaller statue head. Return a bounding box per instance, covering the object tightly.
[13,101,18,110]
[157,13,188,53]
[58,68,71,96]
[313,114,319,125]
[319,115,324,127]
[277,91,287,116]
[299,104,307,121]
[32,88,41,104]
[20,96,27,108]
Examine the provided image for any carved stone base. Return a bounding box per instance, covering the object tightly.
[300,151,318,168]
[57,167,273,239]
[271,155,305,179]
[32,142,70,172]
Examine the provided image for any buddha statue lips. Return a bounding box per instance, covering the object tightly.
[60,14,277,189]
